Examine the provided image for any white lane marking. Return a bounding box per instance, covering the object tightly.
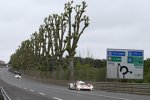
[81,92,131,100]
[23,87,27,90]
[39,92,46,95]
[53,97,63,100]
[10,84,15,86]
[46,86,131,100]
[30,89,34,92]
[8,82,130,100]
[76,91,131,100]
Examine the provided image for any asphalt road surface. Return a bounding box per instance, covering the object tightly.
[0,68,150,100]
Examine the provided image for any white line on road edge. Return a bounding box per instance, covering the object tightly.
[39,92,46,95]
[29,90,34,92]
[19,86,22,88]
[46,86,131,100]
[53,97,63,100]
[82,92,131,100]
[23,88,27,90]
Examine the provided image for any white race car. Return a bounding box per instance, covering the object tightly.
[15,72,21,78]
[15,74,21,78]
[68,81,93,91]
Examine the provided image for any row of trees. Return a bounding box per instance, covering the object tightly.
[9,0,150,82]
[10,1,89,80]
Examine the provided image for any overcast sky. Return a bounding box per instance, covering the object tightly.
[0,0,150,63]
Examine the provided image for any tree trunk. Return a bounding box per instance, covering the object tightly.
[68,57,74,80]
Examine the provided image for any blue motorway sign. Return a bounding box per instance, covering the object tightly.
[128,51,143,56]
[108,51,125,56]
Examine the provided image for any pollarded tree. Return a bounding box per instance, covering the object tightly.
[64,1,89,80]
[30,32,41,67]
[10,51,21,70]
[44,14,67,70]
[20,39,33,69]
[10,1,90,80]
[38,25,47,58]
[11,39,33,70]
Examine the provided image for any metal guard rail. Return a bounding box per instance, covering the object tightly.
[24,75,150,95]
[92,82,150,95]
[0,86,11,100]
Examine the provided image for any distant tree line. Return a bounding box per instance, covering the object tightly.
[143,58,150,82]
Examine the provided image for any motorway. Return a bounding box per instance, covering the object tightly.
[0,68,150,100]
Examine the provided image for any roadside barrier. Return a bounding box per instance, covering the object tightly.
[91,82,150,95]
[0,86,11,100]
[23,75,150,95]
[0,89,4,100]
